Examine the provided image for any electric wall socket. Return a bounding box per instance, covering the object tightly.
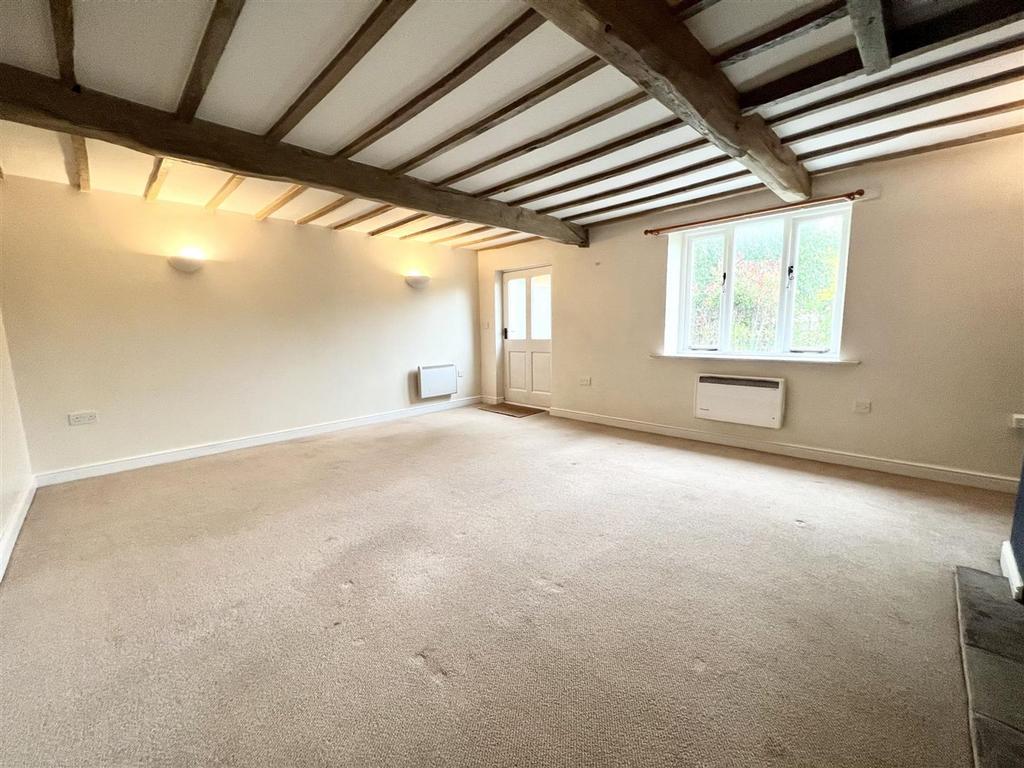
[853,400,872,414]
[1012,413,1024,429]
[579,376,592,387]
[68,411,97,426]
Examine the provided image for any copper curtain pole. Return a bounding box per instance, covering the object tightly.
[643,189,866,236]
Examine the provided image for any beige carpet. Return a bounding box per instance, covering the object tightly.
[0,409,1012,767]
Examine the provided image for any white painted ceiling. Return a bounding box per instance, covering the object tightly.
[1,0,1022,252]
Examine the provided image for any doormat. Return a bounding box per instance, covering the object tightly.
[478,403,545,418]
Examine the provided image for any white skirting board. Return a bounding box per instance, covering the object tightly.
[549,407,1019,494]
[35,396,481,487]
[480,395,505,405]
[0,481,36,583]
[1001,541,1023,601]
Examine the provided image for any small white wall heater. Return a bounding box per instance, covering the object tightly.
[418,364,458,398]
[695,375,785,429]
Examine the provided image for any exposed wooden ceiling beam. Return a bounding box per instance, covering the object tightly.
[367,212,431,236]
[254,183,306,221]
[205,174,245,209]
[457,231,514,248]
[0,65,587,245]
[669,0,722,22]
[848,0,891,74]
[713,1,848,67]
[332,203,397,231]
[176,0,247,121]
[433,225,489,244]
[477,236,540,252]
[740,0,1024,110]
[144,157,172,200]
[334,10,545,159]
[68,134,89,190]
[265,0,416,143]
[437,90,648,186]
[524,0,810,201]
[295,195,355,225]
[389,55,605,175]
[48,0,75,85]
[493,34,1024,205]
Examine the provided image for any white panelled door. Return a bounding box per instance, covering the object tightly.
[502,266,552,408]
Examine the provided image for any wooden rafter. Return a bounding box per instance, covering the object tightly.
[456,231,515,248]
[254,183,306,221]
[477,236,540,252]
[669,0,722,22]
[368,213,429,237]
[388,55,605,175]
[144,157,172,200]
[848,0,891,74]
[48,0,75,85]
[524,0,810,201]
[437,91,648,186]
[332,204,397,231]
[713,1,849,67]
[265,0,416,143]
[296,195,354,225]
[0,65,587,245]
[205,174,244,209]
[176,0,248,120]
[68,134,89,190]
[401,219,464,240]
[334,10,545,159]
[433,225,489,245]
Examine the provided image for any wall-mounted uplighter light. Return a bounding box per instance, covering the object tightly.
[404,272,431,289]
[168,246,206,273]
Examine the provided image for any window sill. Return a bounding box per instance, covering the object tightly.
[651,353,860,365]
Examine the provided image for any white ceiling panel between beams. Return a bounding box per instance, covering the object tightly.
[448,99,677,194]
[352,23,589,168]
[85,138,156,197]
[158,162,233,207]
[344,206,418,233]
[195,0,376,134]
[806,109,1024,171]
[270,188,342,223]
[75,0,213,110]
[0,0,59,76]
[686,0,833,53]
[218,177,295,216]
[574,175,760,226]
[284,0,522,154]
[407,65,647,183]
[0,121,70,184]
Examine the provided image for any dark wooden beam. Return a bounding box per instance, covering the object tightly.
[388,55,605,175]
[295,195,355,225]
[436,91,649,186]
[144,157,172,200]
[265,0,416,143]
[368,212,429,236]
[740,0,1024,110]
[0,65,587,245]
[334,10,545,158]
[713,1,848,67]
[206,174,244,209]
[848,0,891,74]
[176,0,247,121]
[48,0,75,85]
[254,183,306,221]
[68,134,89,190]
[525,0,810,201]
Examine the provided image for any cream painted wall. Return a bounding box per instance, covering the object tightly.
[1,176,480,475]
[0,308,34,575]
[479,136,1024,485]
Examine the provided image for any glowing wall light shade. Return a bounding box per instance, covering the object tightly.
[168,245,206,273]
[404,272,430,289]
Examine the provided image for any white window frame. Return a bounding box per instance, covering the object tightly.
[664,202,852,361]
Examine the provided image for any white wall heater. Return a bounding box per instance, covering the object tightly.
[695,375,785,429]
[418,364,458,399]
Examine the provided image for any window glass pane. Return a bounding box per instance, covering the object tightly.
[506,278,526,340]
[730,218,784,353]
[791,215,843,351]
[687,234,724,349]
[530,273,551,340]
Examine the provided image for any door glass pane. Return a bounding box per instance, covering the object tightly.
[791,215,843,351]
[687,234,725,349]
[730,218,784,353]
[530,273,551,340]
[506,278,526,340]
